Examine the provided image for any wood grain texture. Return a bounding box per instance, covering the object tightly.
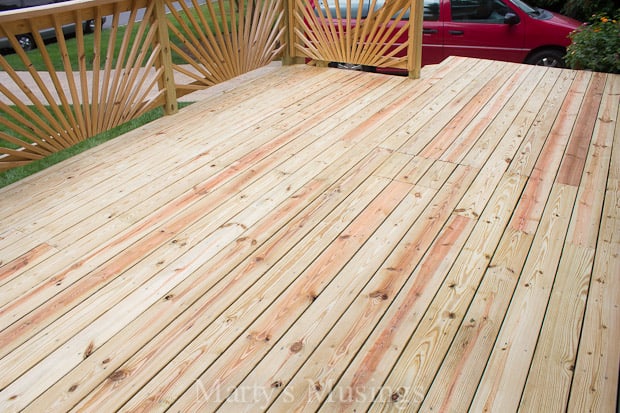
[567,77,620,413]
[419,228,534,412]
[0,60,617,412]
[470,183,578,412]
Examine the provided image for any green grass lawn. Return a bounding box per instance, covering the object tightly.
[1,2,233,72]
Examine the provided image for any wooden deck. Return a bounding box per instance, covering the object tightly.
[0,57,618,412]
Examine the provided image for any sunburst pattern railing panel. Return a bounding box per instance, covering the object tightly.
[0,0,166,171]
[292,0,420,71]
[163,0,286,96]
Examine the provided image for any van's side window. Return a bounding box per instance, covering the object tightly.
[424,0,440,21]
[451,0,511,22]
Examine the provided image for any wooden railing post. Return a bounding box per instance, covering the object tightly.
[282,0,294,65]
[282,0,303,65]
[153,0,178,114]
[408,0,424,78]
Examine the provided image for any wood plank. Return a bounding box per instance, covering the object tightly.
[458,67,561,169]
[565,73,618,248]
[222,164,476,412]
[469,183,578,412]
[439,64,543,165]
[0,243,56,288]
[519,73,619,411]
[26,148,395,413]
[377,58,483,151]
[418,62,523,160]
[0,76,413,396]
[396,59,500,155]
[394,155,435,185]
[518,244,594,411]
[150,180,416,413]
[73,178,408,413]
[365,171,528,412]
[455,69,576,220]
[0,141,310,348]
[510,70,592,235]
[555,72,607,187]
[217,187,434,412]
[567,198,620,413]
[567,77,620,412]
[26,70,394,268]
[372,151,413,180]
[419,227,534,412]
[507,69,586,178]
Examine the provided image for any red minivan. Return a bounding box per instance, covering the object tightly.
[319,0,581,69]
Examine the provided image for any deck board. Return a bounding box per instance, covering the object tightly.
[0,57,618,412]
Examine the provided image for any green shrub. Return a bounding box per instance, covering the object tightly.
[526,0,617,21]
[565,14,620,74]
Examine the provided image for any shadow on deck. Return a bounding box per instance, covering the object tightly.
[0,57,618,412]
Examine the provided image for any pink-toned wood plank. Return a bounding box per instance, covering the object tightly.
[556,72,607,187]
[0,243,55,288]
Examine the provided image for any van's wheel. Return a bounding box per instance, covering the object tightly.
[525,49,566,68]
[16,34,34,52]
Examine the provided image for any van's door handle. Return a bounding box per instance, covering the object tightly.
[449,30,464,35]
[423,28,438,34]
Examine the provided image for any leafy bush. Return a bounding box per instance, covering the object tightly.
[526,0,617,21]
[565,14,620,74]
[562,0,617,22]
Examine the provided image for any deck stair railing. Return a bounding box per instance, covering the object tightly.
[0,0,421,172]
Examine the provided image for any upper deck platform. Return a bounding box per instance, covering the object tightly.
[0,57,618,412]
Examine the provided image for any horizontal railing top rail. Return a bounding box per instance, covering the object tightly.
[0,0,147,29]
[0,0,422,172]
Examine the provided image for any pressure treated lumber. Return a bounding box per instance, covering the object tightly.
[0,58,617,413]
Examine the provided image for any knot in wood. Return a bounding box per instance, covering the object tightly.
[290,341,304,353]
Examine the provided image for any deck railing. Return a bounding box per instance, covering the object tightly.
[0,0,421,172]
[285,0,422,75]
